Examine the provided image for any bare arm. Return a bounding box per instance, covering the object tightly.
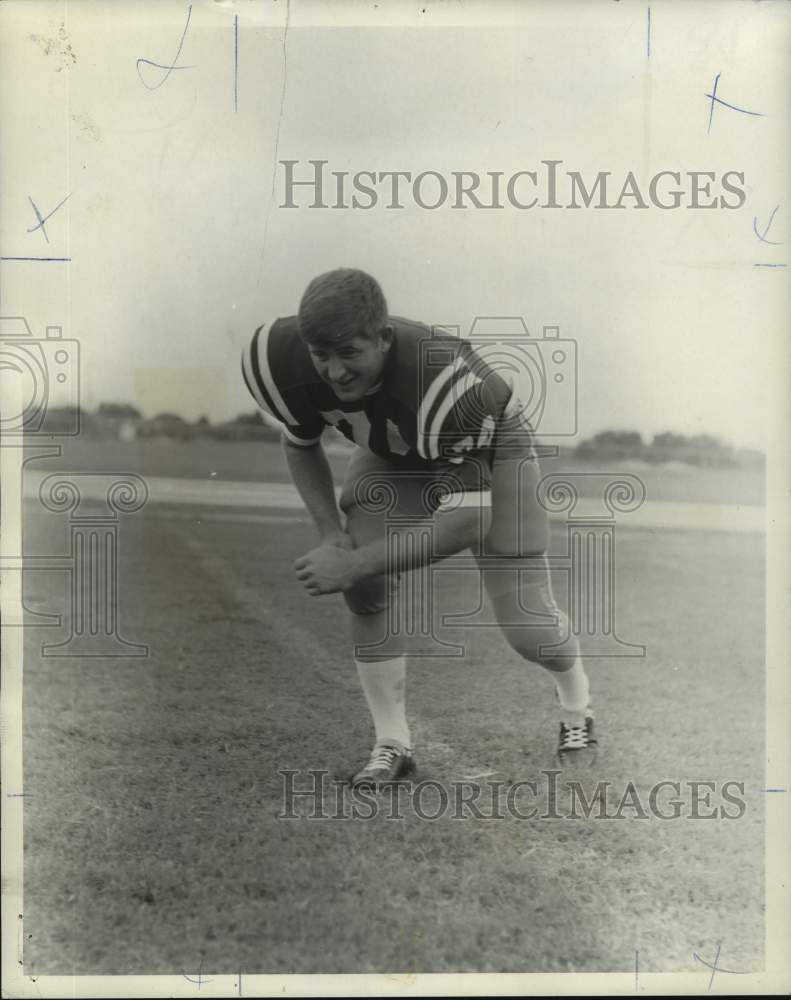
[282,435,345,543]
[349,507,482,578]
[294,502,484,596]
[287,435,487,595]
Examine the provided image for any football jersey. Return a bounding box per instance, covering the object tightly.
[241,315,519,469]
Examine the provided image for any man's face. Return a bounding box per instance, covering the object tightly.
[306,328,392,401]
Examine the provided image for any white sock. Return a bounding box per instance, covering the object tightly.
[355,656,411,750]
[552,657,590,715]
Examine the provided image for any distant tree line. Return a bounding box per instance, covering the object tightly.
[37,404,281,442]
[35,405,764,467]
[574,430,764,468]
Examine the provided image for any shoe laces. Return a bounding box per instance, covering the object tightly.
[560,724,589,751]
[367,744,400,770]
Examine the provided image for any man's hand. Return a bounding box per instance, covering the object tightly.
[294,536,362,596]
[318,529,354,551]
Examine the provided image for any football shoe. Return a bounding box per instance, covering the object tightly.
[556,713,598,767]
[350,741,416,790]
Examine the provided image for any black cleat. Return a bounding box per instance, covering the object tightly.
[350,742,416,790]
[557,714,598,767]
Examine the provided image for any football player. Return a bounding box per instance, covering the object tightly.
[241,268,596,787]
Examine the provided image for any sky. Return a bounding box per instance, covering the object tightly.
[1,0,788,448]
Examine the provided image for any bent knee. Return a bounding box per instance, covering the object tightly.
[487,571,568,663]
[344,575,391,615]
[500,623,567,664]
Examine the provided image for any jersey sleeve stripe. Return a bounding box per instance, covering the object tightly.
[426,370,483,460]
[416,355,467,459]
[247,324,301,426]
[281,425,322,446]
[241,344,280,422]
[241,332,281,420]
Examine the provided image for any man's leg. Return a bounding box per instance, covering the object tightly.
[478,440,596,761]
[338,449,416,784]
[481,558,591,715]
[344,499,412,753]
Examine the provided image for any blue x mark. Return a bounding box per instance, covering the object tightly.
[26,193,71,244]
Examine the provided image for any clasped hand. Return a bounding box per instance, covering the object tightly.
[294,534,362,596]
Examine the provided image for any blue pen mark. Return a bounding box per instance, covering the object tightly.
[26,193,71,244]
[136,4,194,90]
[273,0,290,173]
[182,957,212,988]
[706,73,765,133]
[1,256,71,262]
[693,944,751,990]
[27,198,49,243]
[753,205,781,245]
[646,7,651,58]
[763,787,787,791]
[234,15,239,112]
[261,0,290,263]
[753,263,786,268]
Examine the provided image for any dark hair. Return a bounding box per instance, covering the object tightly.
[297,268,388,346]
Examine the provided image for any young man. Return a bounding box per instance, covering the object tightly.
[241,268,596,787]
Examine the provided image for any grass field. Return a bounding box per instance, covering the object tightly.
[20,439,765,976]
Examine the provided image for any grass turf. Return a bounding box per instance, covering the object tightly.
[21,496,764,975]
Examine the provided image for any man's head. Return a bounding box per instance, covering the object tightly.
[298,268,393,400]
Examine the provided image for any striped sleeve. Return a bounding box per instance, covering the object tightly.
[241,325,323,446]
[416,353,500,462]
